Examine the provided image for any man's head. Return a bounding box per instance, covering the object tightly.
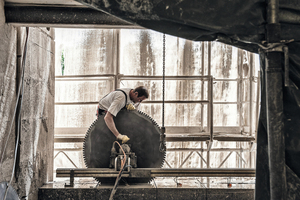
[130,86,149,103]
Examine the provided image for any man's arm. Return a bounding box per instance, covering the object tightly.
[104,111,130,143]
[104,111,120,137]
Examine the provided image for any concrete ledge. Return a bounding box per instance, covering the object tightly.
[38,186,254,200]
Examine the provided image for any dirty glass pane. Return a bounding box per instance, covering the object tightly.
[120,29,206,76]
[139,103,206,127]
[241,51,252,78]
[213,104,238,126]
[120,80,209,101]
[211,42,238,79]
[54,148,84,169]
[166,150,208,169]
[55,29,115,76]
[55,80,113,102]
[241,102,250,127]
[251,101,259,135]
[203,42,210,76]
[241,80,250,102]
[213,81,237,102]
[55,105,97,128]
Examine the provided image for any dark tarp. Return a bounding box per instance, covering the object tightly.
[75,0,300,199]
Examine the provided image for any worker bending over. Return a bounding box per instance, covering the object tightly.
[97,86,149,143]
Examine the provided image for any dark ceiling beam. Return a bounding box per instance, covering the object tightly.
[4,5,142,28]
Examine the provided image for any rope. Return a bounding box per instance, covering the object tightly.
[109,141,127,200]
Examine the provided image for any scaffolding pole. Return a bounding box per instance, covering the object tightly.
[266,0,286,199]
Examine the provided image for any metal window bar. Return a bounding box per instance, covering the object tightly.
[54,151,78,168]
[164,160,173,168]
[195,151,207,164]
[164,148,251,170]
[179,151,194,168]
[218,151,233,168]
[55,74,214,136]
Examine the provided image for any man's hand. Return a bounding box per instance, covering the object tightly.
[117,134,130,143]
[126,104,135,111]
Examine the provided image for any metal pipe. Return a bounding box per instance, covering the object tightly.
[55,74,116,78]
[56,75,213,80]
[55,77,114,81]
[179,151,194,168]
[54,148,83,151]
[213,102,237,104]
[279,9,300,25]
[145,100,209,104]
[238,49,243,133]
[265,0,286,199]
[164,160,172,168]
[207,76,214,152]
[55,75,215,81]
[218,152,233,168]
[5,5,142,28]
[119,75,212,80]
[167,148,251,152]
[268,0,279,24]
[208,42,211,76]
[250,53,253,137]
[56,168,256,178]
[265,56,286,200]
[115,30,120,89]
[54,135,256,143]
[55,100,210,105]
[54,151,78,168]
[249,54,254,169]
[235,151,247,165]
[201,42,205,133]
[195,151,207,164]
[284,46,289,87]
[255,72,261,143]
[207,141,210,188]
[214,78,238,81]
[239,144,242,168]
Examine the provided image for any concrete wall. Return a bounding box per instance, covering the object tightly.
[0,0,18,189]
[0,1,55,199]
[39,187,255,200]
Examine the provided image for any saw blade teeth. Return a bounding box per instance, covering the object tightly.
[83,110,165,184]
[83,117,99,168]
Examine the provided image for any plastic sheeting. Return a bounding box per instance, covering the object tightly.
[75,0,300,199]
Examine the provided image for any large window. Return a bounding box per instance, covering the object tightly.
[54,28,260,188]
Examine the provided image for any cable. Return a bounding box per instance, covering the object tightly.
[159,33,166,152]
[109,141,127,200]
[2,27,30,200]
[162,33,165,128]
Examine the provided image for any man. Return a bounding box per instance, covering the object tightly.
[97,86,149,143]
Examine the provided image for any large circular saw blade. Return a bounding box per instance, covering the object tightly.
[83,109,165,183]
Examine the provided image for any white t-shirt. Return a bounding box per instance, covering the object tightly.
[98,88,133,117]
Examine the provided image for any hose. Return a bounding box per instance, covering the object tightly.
[109,141,127,200]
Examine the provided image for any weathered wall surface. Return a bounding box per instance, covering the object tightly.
[16,27,55,199]
[0,3,55,198]
[0,0,18,189]
[0,0,4,25]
